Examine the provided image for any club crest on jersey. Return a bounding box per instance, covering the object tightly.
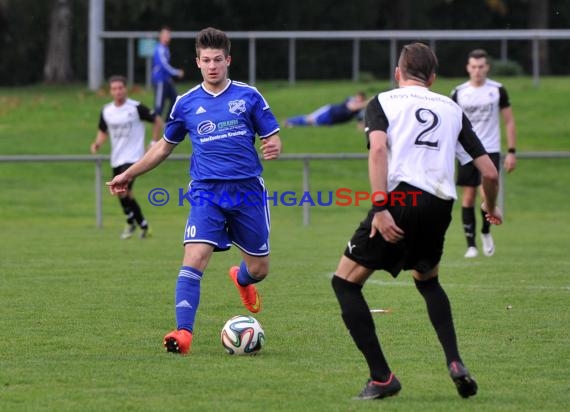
[228,99,246,116]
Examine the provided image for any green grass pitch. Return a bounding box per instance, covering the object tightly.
[0,78,569,411]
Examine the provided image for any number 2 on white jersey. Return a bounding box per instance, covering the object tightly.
[414,108,440,149]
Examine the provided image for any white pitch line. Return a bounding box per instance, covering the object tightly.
[366,278,570,292]
[325,273,570,292]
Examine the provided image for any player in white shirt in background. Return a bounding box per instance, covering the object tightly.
[331,42,502,401]
[91,75,163,239]
[452,49,517,258]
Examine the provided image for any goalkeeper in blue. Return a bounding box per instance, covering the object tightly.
[107,27,282,355]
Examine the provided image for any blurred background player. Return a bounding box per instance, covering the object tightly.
[106,28,282,355]
[284,92,367,128]
[91,75,162,239]
[331,42,502,400]
[152,26,184,118]
[452,49,517,258]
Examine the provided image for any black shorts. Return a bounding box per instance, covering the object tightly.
[112,163,135,191]
[456,152,500,187]
[343,183,453,277]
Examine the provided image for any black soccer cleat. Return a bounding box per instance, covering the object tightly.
[449,361,478,398]
[140,226,152,239]
[355,373,402,400]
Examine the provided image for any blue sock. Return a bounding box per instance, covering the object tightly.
[175,266,203,332]
[236,261,261,286]
[286,115,308,126]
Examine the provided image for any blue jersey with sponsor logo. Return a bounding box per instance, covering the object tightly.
[164,80,280,181]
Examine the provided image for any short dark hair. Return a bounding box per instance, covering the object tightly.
[398,42,438,84]
[108,75,127,86]
[468,49,489,63]
[195,27,231,57]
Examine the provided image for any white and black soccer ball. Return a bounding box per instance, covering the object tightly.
[221,315,265,355]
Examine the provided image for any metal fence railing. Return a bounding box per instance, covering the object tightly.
[2,152,569,227]
[89,29,570,90]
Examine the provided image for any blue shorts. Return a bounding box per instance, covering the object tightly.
[311,105,334,125]
[183,177,270,256]
[153,79,178,118]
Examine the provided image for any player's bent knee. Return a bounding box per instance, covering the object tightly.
[252,272,268,281]
[461,188,477,206]
[248,267,268,280]
[411,266,439,282]
[245,261,269,280]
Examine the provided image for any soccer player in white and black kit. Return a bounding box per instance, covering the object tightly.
[452,49,517,258]
[91,75,163,239]
[331,43,503,400]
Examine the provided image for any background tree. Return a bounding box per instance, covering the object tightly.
[0,0,569,86]
[0,0,50,85]
[44,0,73,83]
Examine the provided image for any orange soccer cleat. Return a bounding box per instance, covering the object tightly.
[163,329,193,355]
[228,266,261,313]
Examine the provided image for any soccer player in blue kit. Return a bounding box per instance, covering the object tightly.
[284,92,368,127]
[152,26,184,118]
[107,27,282,354]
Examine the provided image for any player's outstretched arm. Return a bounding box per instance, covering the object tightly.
[473,154,502,225]
[106,139,175,195]
[260,134,282,160]
[106,173,130,195]
[482,202,503,225]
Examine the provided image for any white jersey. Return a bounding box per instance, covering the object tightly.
[451,79,510,153]
[99,98,156,168]
[365,85,486,200]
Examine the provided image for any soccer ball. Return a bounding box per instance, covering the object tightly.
[221,315,265,355]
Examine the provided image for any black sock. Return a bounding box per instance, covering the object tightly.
[414,277,462,366]
[119,197,135,225]
[332,275,391,381]
[461,207,476,247]
[480,208,490,234]
[129,198,147,228]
